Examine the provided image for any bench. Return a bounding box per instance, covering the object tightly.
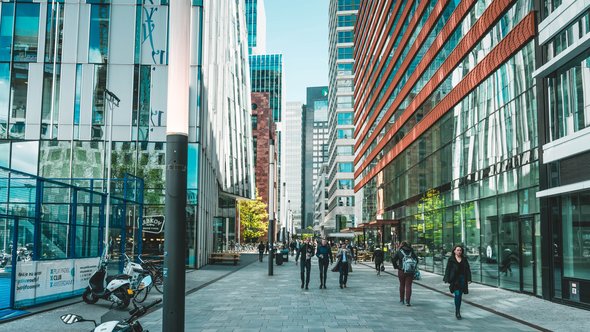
[208,252,240,265]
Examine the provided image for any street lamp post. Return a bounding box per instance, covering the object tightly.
[164,0,190,331]
[103,88,119,255]
[268,140,275,276]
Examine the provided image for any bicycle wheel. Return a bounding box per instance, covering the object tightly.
[153,270,164,294]
[134,284,149,303]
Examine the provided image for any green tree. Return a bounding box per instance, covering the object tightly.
[239,191,268,243]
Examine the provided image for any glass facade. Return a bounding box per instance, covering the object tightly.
[537,0,590,308]
[0,0,254,274]
[355,0,540,294]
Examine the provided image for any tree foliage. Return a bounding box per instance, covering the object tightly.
[239,191,268,243]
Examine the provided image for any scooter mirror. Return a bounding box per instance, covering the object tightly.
[60,314,84,324]
[138,275,152,290]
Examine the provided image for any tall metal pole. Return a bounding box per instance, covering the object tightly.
[268,140,275,276]
[103,89,119,255]
[164,0,190,330]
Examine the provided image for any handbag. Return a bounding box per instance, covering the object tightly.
[331,261,340,272]
[414,268,421,280]
[380,264,385,272]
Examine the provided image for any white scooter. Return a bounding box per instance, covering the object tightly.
[61,297,161,332]
[82,256,133,309]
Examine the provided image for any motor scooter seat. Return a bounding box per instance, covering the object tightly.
[106,274,131,283]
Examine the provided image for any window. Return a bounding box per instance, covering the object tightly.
[89,4,110,64]
[562,192,590,280]
[338,0,360,11]
[337,145,353,155]
[338,63,353,75]
[251,115,258,130]
[337,95,353,108]
[338,179,354,189]
[337,14,356,27]
[13,3,40,62]
[338,162,353,172]
[0,3,14,62]
[338,30,354,43]
[337,128,353,139]
[337,47,353,60]
[337,112,353,125]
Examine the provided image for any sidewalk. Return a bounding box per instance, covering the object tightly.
[138,255,589,331]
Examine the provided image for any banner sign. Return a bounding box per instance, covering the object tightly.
[142,215,165,234]
[14,257,99,307]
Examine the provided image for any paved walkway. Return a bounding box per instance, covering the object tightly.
[138,255,589,332]
[1,253,589,331]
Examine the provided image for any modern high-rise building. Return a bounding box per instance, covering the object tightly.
[354,0,539,296]
[0,0,254,269]
[284,101,304,235]
[325,0,358,237]
[535,0,590,308]
[303,86,329,230]
[245,0,267,55]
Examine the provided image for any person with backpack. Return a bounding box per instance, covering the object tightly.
[443,244,472,320]
[392,241,418,306]
[372,246,384,275]
[257,241,265,262]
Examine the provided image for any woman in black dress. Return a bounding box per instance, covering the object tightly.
[443,245,472,319]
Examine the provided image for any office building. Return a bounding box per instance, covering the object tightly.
[535,0,590,308]
[303,86,329,230]
[0,0,254,270]
[284,101,304,235]
[325,0,358,236]
[354,0,539,295]
[245,0,267,55]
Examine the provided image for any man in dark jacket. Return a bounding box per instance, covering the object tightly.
[316,238,333,289]
[372,247,384,275]
[296,237,315,290]
[257,241,265,262]
[391,241,418,306]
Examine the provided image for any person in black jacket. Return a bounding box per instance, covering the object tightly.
[443,244,472,320]
[315,238,333,289]
[257,241,265,262]
[391,242,418,306]
[372,247,384,275]
[296,237,315,290]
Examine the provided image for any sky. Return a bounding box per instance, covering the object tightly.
[264,0,329,103]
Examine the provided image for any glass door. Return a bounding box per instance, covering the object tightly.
[520,216,535,294]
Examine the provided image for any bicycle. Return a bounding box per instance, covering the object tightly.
[138,254,164,294]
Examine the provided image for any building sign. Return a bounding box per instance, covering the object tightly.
[142,215,165,234]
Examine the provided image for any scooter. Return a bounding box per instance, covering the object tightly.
[61,298,161,332]
[82,257,133,309]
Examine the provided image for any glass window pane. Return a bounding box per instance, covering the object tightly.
[89,4,110,64]
[13,3,40,62]
[0,3,14,62]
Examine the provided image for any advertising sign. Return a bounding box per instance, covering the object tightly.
[143,215,165,234]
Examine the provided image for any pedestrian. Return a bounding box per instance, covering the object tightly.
[335,242,352,288]
[391,241,418,306]
[257,241,265,262]
[265,241,269,254]
[372,246,384,275]
[290,241,296,256]
[316,238,333,289]
[443,244,472,320]
[296,237,315,290]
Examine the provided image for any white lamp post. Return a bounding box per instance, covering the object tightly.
[103,88,119,256]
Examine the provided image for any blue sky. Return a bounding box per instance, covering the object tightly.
[264,0,329,103]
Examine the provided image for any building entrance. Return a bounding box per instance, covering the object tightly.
[499,215,535,293]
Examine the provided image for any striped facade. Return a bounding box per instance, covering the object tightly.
[354,0,541,295]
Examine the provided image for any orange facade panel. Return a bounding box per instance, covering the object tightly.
[354,0,515,170]
[354,12,536,192]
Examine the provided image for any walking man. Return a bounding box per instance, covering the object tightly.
[316,238,333,289]
[257,241,265,262]
[336,242,352,288]
[296,237,315,290]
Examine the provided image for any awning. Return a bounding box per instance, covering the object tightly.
[327,232,355,238]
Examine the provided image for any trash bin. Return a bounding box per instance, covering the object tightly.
[281,249,289,262]
[276,251,283,265]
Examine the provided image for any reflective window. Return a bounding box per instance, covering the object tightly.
[41,64,61,139]
[338,30,353,43]
[337,145,353,155]
[11,141,39,174]
[337,112,353,125]
[45,2,64,63]
[337,14,356,27]
[547,55,590,141]
[338,63,353,75]
[338,179,353,189]
[39,141,71,178]
[338,162,353,173]
[89,4,110,64]
[0,3,14,62]
[337,128,353,139]
[13,3,40,62]
[0,63,9,138]
[337,47,353,60]
[9,63,28,139]
[562,192,590,280]
[338,0,360,11]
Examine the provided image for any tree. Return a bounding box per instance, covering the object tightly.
[238,190,268,243]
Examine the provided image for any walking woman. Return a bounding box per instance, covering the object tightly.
[443,244,472,319]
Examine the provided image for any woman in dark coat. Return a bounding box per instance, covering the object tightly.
[443,244,472,320]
